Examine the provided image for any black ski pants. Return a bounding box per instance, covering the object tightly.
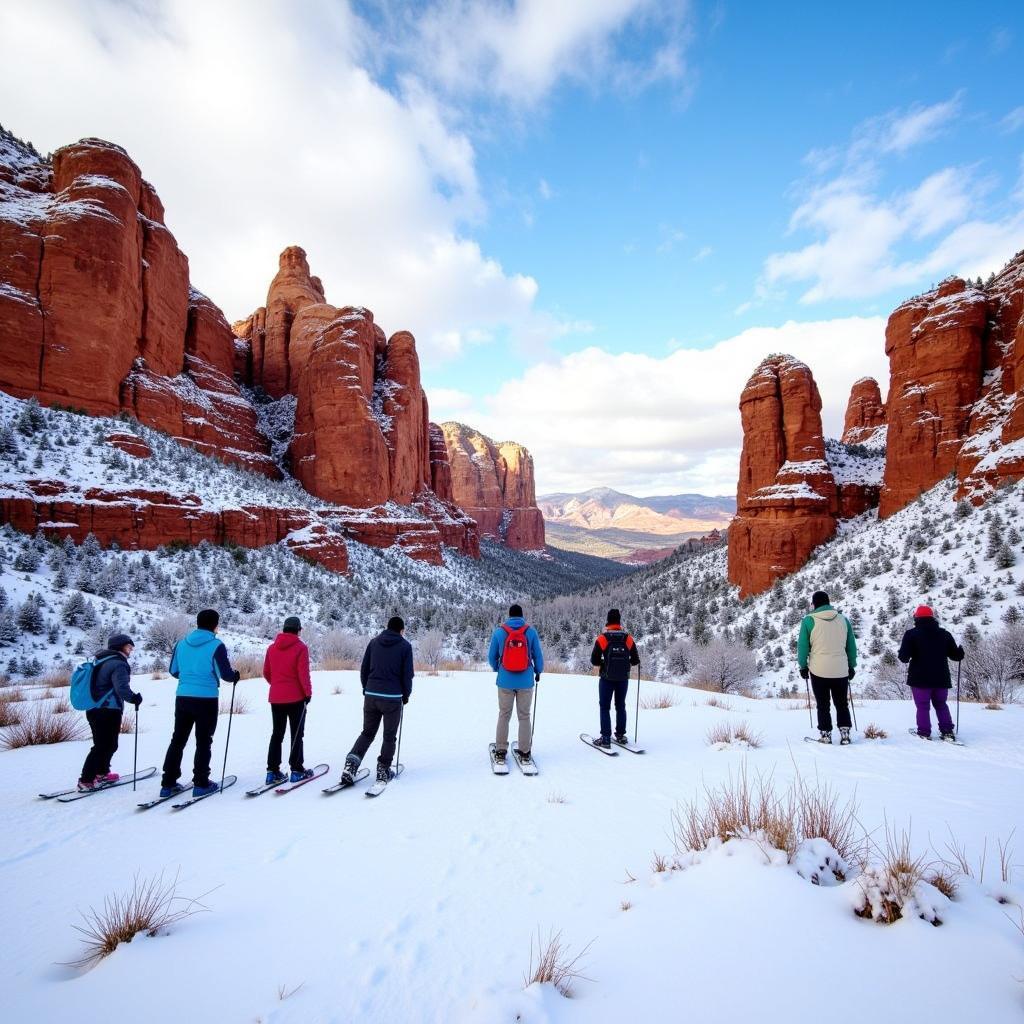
[267,700,306,772]
[80,707,122,782]
[349,696,402,769]
[161,696,219,788]
[598,677,629,739]
[811,674,851,731]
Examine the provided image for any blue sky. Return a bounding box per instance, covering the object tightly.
[2,1,1022,495]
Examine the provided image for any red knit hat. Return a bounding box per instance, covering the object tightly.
[914,605,934,619]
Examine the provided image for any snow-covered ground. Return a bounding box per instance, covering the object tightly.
[3,671,1022,1022]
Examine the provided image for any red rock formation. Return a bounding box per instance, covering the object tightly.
[440,423,545,549]
[879,278,987,517]
[841,378,886,445]
[429,423,454,501]
[727,355,838,598]
[106,432,153,459]
[382,331,431,505]
[0,134,274,475]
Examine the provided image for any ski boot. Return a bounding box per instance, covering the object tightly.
[595,735,612,749]
[816,730,833,744]
[160,782,188,799]
[76,778,96,792]
[266,770,287,786]
[940,731,957,743]
[192,781,220,798]
[493,748,507,767]
[290,768,314,783]
[614,733,627,744]
[839,727,851,746]
[375,763,391,786]
[341,755,361,785]
[96,772,120,784]
[518,750,533,766]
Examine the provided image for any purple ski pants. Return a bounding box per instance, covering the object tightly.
[911,687,954,736]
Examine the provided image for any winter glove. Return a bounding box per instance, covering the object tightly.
[304,696,311,706]
[799,667,809,680]
[232,670,241,684]
[848,669,855,681]
[534,673,541,683]
[957,645,965,659]
[130,692,143,706]
[402,695,409,705]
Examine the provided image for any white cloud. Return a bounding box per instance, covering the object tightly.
[380,0,694,107]
[459,317,889,495]
[538,178,554,200]
[692,245,713,262]
[1001,106,1024,134]
[0,0,604,364]
[879,95,962,153]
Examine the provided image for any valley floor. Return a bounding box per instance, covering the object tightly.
[3,672,1023,1023]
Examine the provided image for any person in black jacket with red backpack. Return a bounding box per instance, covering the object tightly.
[898,605,964,741]
[590,609,640,748]
[77,632,143,792]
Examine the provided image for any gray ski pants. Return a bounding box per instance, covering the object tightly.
[495,687,533,753]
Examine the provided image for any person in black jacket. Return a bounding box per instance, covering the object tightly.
[77,632,143,791]
[898,605,964,741]
[589,609,640,746]
[339,616,414,787]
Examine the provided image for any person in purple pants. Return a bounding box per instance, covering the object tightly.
[897,605,965,741]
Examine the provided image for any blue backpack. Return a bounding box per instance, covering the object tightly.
[69,655,118,711]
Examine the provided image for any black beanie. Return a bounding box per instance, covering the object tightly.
[607,608,621,625]
[197,608,220,631]
[108,632,134,651]
[812,591,829,609]
[509,603,524,618]
[283,616,301,633]
[387,616,405,632]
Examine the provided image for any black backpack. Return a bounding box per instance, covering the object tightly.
[602,631,632,682]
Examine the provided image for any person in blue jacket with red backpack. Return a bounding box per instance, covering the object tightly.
[488,603,544,768]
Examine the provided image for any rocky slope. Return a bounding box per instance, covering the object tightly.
[0,128,556,565]
[439,422,545,550]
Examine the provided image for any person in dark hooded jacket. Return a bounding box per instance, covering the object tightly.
[77,632,143,791]
[263,616,314,785]
[898,605,964,740]
[339,616,413,788]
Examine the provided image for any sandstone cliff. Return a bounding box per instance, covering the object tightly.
[439,423,545,550]
[841,377,886,445]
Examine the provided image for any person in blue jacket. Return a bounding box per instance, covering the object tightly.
[488,603,544,768]
[159,608,240,798]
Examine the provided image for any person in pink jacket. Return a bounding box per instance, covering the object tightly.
[262,616,313,784]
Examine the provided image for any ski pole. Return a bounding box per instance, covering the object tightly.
[286,704,308,771]
[956,659,961,735]
[395,702,404,773]
[530,677,539,747]
[805,676,813,729]
[220,679,237,793]
[133,703,139,792]
[634,663,641,745]
[848,679,858,731]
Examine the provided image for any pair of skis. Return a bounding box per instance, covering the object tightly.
[137,775,239,811]
[489,743,538,776]
[39,767,157,803]
[244,763,331,798]
[322,764,404,798]
[907,728,965,746]
[579,734,645,756]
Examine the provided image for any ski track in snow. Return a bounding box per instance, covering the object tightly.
[2,671,1023,1023]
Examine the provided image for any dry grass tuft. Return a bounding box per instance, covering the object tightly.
[546,790,568,805]
[984,703,1003,710]
[705,721,763,748]
[620,900,633,912]
[218,693,251,716]
[703,694,734,710]
[277,982,305,1001]
[651,851,670,873]
[331,685,343,695]
[705,721,732,745]
[68,871,213,969]
[37,669,71,689]
[1,704,87,749]
[733,722,763,747]
[0,699,23,728]
[855,825,930,924]
[863,722,888,739]
[316,656,359,671]
[150,670,167,680]
[925,865,959,900]
[50,694,73,714]
[523,929,593,998]
[671,764,861,866]
[0,687,26,703]
[640,690,681,710]
[119,712,138,735]
[232,654,264,681]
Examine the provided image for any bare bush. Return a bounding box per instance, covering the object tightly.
[1,704,87,748]
[414,628,444,674]
[961,624,1024,704]
[687,638,757,694]
[523,929,593,998]
[863,722,888,739]
[663,637,693,679]
[232,653,263,681]
[313,629,368,670]
[860,659,907,700]
[705,720,763,748]
[68,871,212,969]
[144,613,192,658]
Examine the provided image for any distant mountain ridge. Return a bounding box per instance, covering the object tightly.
[537,487,734,562]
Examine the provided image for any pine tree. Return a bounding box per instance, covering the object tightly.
[16,594,45,634]
[0,607,17,646]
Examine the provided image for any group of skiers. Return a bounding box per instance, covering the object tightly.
[798,589,964,744]
[74,589,967,793]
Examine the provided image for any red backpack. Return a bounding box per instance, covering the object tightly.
[500,624,530,672]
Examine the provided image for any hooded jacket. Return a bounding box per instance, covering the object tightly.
[797,605,857,678]
[263,632,312,704]
[360,629,414,700]
[488,616,544,689]
[898,618,964,688]
[90,648,139,711]
[169,629,239,699]
[590,625,640,680]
